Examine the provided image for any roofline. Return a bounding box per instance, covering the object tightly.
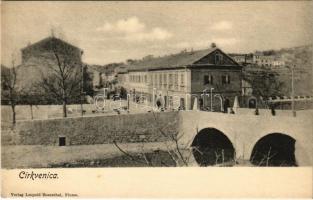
[126,69,149,72]
[127,66,187,72]
[188,64,242,69]
[214,48,241,66]
[148,66,187,71]
[124,64,242,73]
[125,47,218,72]
[21,36,82,51]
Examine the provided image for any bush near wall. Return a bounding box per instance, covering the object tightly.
[8,112,179,145]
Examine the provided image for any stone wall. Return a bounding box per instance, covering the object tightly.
[1,104,99,122]
[7,112,179,145]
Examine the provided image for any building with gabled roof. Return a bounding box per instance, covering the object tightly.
[16,36,84,103]
[21,36,83,64]
[118,46,242,111]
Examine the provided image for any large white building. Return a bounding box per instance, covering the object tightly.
[118,47,242,111]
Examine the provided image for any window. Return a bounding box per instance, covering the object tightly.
[163,74,167,87]
[174,73,178,89]
[166,96,171,107]
[204,75,213,84]
[222,75,226,84]
[222,75,230,84]
[154,74,158,87]
[180,74,185,85]
[215,53,223,64]
[159,74,162,86]
[149,74,153,85]
[169,74,173,89]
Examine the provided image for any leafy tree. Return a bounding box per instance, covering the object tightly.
[82,65,94,96]
[126,59,137,65]
[244,67,284,98]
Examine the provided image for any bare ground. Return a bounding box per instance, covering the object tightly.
[1,142,174,169]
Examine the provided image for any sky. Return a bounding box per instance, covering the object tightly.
[2,1,313,66]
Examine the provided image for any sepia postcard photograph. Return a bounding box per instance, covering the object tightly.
[1,0,312,198]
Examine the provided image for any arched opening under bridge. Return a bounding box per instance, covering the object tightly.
[250,133,297,166]
[191,128,235,166]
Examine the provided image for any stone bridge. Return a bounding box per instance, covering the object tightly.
[178,111,312,166]
[4,110,312,167]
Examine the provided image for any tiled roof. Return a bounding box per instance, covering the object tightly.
[126,47,218,71]
[116,66,128,73]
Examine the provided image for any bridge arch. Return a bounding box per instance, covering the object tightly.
[191,128,235,166]
[250,133,297,166]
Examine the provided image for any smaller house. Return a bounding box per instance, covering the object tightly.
[253,53,275,67]
[229,54,246,64]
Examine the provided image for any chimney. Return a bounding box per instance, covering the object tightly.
[210,43,217,48]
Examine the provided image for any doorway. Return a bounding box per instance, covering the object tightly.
[59,137,66,146]
[248,98,257,109]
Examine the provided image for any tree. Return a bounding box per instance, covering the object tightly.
[119,86,128,99]
[37,39,82,117]
[1,61,18,124]
[244,66,284,98]
[263,50,276,56]
[126,59,137,65]
[82,65,94,96]
[113,112,194,167]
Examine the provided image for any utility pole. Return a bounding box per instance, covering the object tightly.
[210,87,214,111]
[80,63,84,116]
[291,65,296,117]
[202,89,207,111]
[127,92,130,111]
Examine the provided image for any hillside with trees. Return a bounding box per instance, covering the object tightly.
[244,45,312,97]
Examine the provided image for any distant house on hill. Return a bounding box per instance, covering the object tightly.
[272,56,286,67]
[229,53,254,66]
[252,52,276,67]
[118,46,242,111]
[229,54,246,64]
